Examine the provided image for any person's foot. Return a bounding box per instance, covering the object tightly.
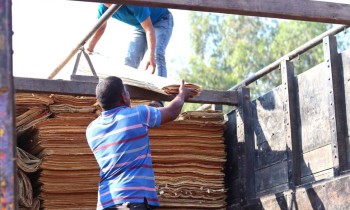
[148,101,164,108]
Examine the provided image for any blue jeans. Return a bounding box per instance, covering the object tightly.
[124,12,174,78]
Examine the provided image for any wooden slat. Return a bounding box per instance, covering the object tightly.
[281,60,301,187]
[341,49,350,169]
[224,111,239,206]
[245,173,350,209]
[300,144,334,184]
[254,161,289,193]
[14,77,238,105]
[252,87,287,169]
[236,87,255,203]
[323,35,349,173]
[75,0,350,24]
[297,64,333,152]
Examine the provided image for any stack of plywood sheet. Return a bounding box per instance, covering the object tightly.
[27,94,99,209]
[15,93,227,209]
[151,110,227,209]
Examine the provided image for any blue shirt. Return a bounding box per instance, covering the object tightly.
[98,4,168,29]
[86,105,162,209]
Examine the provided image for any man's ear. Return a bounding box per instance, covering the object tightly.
[121,92,127,104]
[121,91,131,107]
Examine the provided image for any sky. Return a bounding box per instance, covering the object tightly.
[11,0,191,80]
[12,0,349,82]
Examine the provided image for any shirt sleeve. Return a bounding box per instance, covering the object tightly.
[97,3,108,18]
[127,6,150,23]
[137,105,162,128]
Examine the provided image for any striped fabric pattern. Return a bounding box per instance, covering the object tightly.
[86,105,162,209]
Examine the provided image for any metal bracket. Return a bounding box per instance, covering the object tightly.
[71,46,99,83]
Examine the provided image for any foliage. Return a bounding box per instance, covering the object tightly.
[179,12,345,111]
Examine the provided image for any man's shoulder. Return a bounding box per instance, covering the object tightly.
[86,116,99,129]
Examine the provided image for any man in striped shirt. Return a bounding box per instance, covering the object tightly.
[86,76,195,209]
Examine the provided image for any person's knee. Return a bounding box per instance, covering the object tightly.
[124,58,139,69]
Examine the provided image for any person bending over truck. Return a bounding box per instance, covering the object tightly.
[87,4,173,78]
[86,76,195,209]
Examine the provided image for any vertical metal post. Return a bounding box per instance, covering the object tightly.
[323,35,348,174]
[236,87,255,205]
[0,0,17,209]
[281,60,301,188]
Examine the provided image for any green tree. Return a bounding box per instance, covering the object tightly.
[180,12,340,111]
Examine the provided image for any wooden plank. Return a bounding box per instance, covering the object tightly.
[255,161,289,193]
[236,87,255,204]
[13,77,238,105]
[301,168,334,184]
[244,172,350,210]
[252,86,287,169]
[296,173,350,209]
[297,63,333,152]
[281,60,301,188]
[75,0,350,25]
[224,111,239,206]
[301,144,334,184]
[0,0,17,209]
[341,49,350,169]
[255,183,289,198]
[323,35,349,173]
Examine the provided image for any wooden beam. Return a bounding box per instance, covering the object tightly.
[73,0,350,24]
[14,77,238,105]
[323,35,349,173]
[236,87,256,204]
[281,60,301,188]
[245,172,350,209]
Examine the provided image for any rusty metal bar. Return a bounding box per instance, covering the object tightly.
[0,0,17,209]
[47,4,122,79]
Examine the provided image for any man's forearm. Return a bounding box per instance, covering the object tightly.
[169,93,186,115]
[88,24,106,51]
[159,92,186,123]
[145,29,156,59]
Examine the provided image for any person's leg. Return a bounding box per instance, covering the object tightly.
[124,29,148,69]
[153,12,174,78]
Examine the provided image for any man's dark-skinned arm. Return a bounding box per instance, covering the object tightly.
[159,80,197,124]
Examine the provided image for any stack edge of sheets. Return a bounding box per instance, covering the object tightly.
[151,110,227,209]
[16,147,41,210]
[16,93,227,209]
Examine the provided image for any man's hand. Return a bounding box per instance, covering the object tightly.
[145,56,156,74]
[178,80,197,100]
[159,80,197,124]
[86,45,94,55]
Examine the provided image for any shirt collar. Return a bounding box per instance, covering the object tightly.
[101,106,127,117]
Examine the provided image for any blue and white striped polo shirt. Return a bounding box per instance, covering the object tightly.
[86,105,162,209]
